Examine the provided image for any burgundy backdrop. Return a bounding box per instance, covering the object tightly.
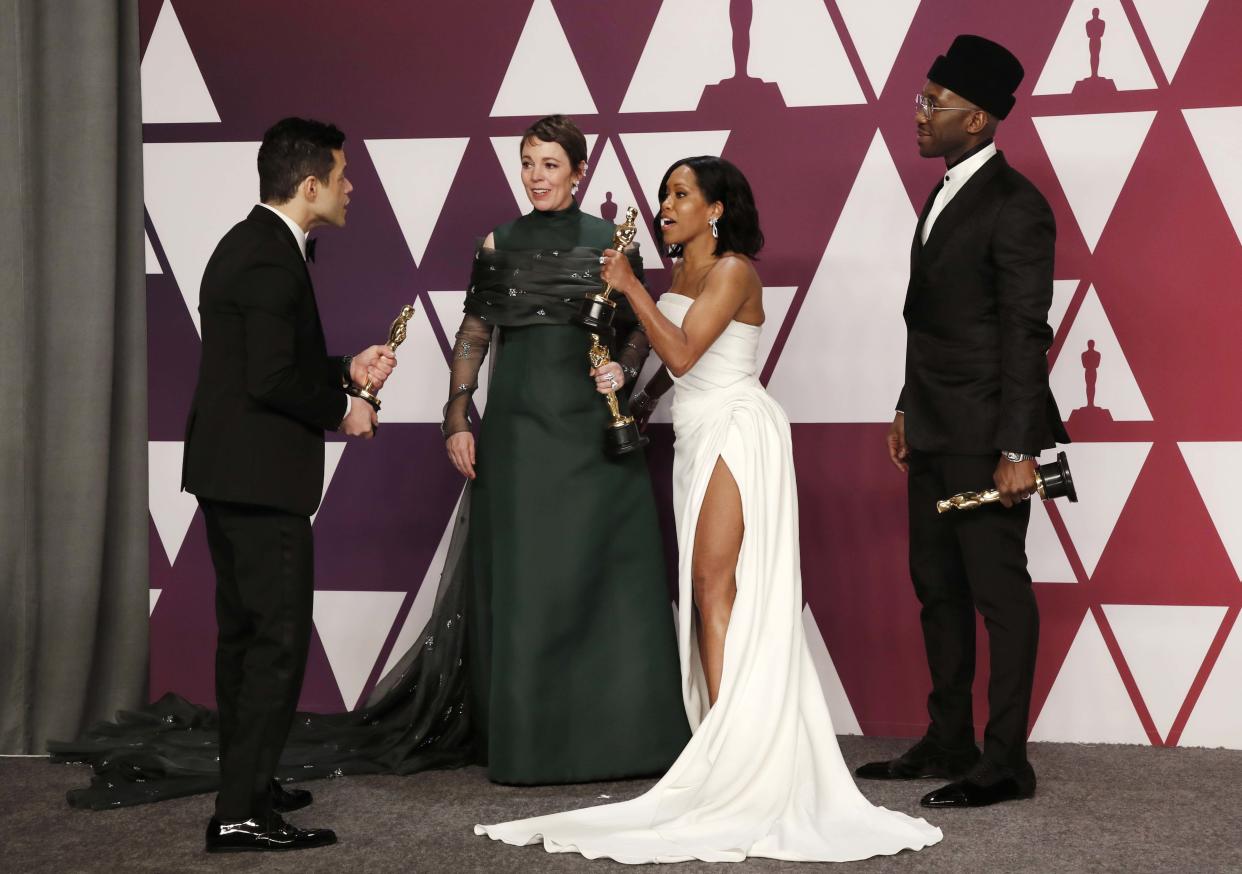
[139,0,1242,749]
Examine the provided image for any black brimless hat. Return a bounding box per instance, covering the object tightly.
[927,34,1024,120]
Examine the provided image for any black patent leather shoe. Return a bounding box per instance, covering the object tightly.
[920,776,1034,808]
[271,779,313,813]
[205,814,337,853]
[854,740,979,781]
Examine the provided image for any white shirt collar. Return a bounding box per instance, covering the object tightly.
[258,203,309,260]
[941,141,998,193]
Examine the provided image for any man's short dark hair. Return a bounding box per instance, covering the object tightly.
[257,117,346,203]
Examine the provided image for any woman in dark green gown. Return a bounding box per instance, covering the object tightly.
[443,115,688,784]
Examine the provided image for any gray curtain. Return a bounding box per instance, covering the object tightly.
[0,0,147,754]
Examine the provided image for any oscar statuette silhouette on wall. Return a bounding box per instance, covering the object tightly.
[1072,8,1117,95]
[1067,338,1114,430]
[599,191,618,223]
[697,0,784,112]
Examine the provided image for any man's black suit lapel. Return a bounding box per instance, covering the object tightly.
[911,183,942,270]
[246,206,328,349]
[248,206,312,280]
[919,153,1007,262]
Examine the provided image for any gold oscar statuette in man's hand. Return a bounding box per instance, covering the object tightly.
[937,451,1078,513]
[352,304,415,411]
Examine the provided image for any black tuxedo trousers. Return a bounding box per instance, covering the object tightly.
[907,451,1038,783]
[201,499,314,821]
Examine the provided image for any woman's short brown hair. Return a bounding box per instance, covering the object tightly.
[521,114,588,168]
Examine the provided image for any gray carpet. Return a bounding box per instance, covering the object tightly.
[5,737,1241,873]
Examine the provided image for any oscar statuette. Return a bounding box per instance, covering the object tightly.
[937,451,1078,513]
[351,303,415,411]
[572,206,647,456]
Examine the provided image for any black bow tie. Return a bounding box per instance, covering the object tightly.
[305,237,317,263]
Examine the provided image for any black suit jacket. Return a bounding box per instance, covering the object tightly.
[183,206,348,516]
[898,152,1070,456]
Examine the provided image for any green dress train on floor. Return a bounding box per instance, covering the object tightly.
[456,201,690,784]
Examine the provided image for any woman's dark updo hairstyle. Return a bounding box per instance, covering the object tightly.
[654,156,764,259]
[520,114,589,169]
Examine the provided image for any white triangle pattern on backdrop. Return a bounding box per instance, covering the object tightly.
[621,0,735,114]
[1103,604,1227,740]
[313,590,407,709]
[140,0,220,124]
[1179,442,1242,581]
[802,605,862,735]
[747,0,864,107]
[148,441,198,566]
[1131,0,1210,83]
[767,131,913,422]
[1183,106,1242,248]
[1033,111,1157,252]
[144,141,261,336]
[834,0,921,97]
[490,0,596,117]
[1178,617,1242,748]
[366,138,470,267]
[1030,611,1151,744]
[1052,441,1152,579]
[310,444,348,526]
[1026,497,1078,584]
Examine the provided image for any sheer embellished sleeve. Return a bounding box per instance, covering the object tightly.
[617,322,651,384]
[441,313,492,439]
[615,243,650,384]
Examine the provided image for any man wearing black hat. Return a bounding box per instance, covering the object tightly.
[855,35,1069,808]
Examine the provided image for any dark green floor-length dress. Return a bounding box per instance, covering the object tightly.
[468,202,690,784]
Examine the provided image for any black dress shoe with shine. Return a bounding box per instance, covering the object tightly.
[271,779,313,813]
[920,776,1034,808]
[854,739,980,781]
[205,814,337,853]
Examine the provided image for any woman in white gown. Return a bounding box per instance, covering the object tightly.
[474,157,943,863]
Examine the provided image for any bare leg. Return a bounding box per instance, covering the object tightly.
[692,457,744,706]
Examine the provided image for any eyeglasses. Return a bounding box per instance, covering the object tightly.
[914,94,975,117]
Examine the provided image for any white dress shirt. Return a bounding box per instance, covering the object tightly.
[259,202,309,259]
[921,141,998,244]
[257,203,351,422]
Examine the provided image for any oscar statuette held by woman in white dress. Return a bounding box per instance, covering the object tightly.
[474,156,943,863]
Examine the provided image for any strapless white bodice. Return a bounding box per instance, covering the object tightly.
[655,292,761,393]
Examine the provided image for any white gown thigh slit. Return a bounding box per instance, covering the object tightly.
[474,292,942,863]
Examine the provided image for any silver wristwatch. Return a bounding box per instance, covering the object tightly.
[1002,451,1030,463]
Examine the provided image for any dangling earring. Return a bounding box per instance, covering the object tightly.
[709,216,719,239]
[571,182,579,195]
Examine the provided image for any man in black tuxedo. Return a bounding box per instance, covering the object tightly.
[854,36,1069,808]
[183,117,397,851]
